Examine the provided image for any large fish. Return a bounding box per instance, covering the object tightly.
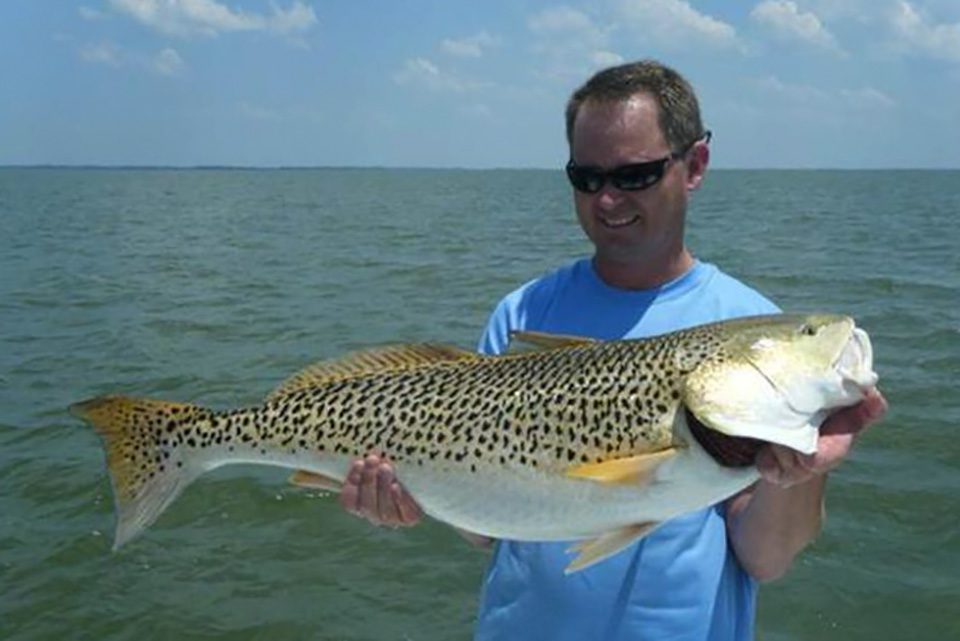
[72,314,877,572]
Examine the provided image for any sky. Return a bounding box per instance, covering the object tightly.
[2,0,959,169]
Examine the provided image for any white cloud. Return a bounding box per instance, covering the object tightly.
[755,75,828,102]
[591,50,625,67]
[750,1,845,54]
[528,6,605,43]
[108,0,317,38]
[392,58,490,93]
[617,0,741,51]
[527,7,622,79]
[839,87,897,109]
[80,42,123,66]
[754,75,896,110]
[79,41,187,77]
[890,1,960,63]
[154,48,184,76]
[266,1,317,35]
[794,0,876,23]
[441,31,499,58]
[393,57,440,84]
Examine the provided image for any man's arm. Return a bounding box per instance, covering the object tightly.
[725,388,888,582]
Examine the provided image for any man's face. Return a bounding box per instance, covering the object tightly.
[569,94,700,270]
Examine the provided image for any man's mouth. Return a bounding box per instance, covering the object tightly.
[598,214,640,229]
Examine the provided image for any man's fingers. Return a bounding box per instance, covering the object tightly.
[338,460,364,514]
[393,483,424,526]
[754,391,889,488]
[779,454,814,488]
[758,444,813,488]
[376,463,402,524]
[358,455,382,521]
[820,388,887,437]
[756,446,782,484]
[339,453,422,529]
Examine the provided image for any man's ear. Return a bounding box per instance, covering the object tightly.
[685,141,710,191]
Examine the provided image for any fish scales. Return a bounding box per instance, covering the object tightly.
[72,314,878,570]
[95,339,689,531]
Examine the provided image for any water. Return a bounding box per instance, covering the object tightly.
[1,168,957,640]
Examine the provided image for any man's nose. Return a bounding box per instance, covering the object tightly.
[596,186,625,210]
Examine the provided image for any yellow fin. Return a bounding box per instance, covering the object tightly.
[70,396,208,549]
[267,343,478,401]
[565,448,679,486]
[288,470,342,493]
[507,331,597,352]
[565,522,659,574]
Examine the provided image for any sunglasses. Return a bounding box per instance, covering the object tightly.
[565,130,712,194]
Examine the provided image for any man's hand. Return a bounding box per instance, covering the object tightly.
[339,454,423,528]
[756,387,888,488]
[727,388,888,581]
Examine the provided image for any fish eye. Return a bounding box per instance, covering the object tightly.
[800,324,818,337]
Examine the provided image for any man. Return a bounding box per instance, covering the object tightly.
[338,60,887,640]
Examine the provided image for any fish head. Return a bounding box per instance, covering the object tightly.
[683,314,878,455]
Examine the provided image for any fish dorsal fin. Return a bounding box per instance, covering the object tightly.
[267,343,479,402]
[507,331,597,353]
[565,448,679,486]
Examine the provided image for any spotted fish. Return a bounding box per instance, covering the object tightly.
[71,314,877,572]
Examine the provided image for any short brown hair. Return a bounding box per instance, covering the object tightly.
[565,60,706,153]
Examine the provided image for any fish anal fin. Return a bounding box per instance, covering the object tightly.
[565,522,659,574]
[565,448,679,486]
[267,343,478,401]
[289,470,342,493]
[507,331,597,353]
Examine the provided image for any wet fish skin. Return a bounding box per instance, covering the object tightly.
[71,313,877,571]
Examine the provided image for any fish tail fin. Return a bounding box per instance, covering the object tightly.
[70,395,212,549]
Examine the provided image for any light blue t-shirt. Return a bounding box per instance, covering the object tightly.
[474,258,779,641]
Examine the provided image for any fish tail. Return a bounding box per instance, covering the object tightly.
[70,395,213,549]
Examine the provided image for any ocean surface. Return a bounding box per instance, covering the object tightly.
[1,168,957,640]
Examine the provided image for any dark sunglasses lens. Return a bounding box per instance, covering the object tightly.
[566,165,604,193]
[612,162,665,190]
[566,159,668,193]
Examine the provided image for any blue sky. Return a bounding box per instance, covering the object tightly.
[2,0,959,168]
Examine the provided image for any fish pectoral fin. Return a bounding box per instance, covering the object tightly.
[288,470,343,493]
[507,331,598,352]
[565,522,659,574]
[267,343,479,401]
[565,448,679,486]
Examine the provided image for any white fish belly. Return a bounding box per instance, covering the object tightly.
[394,434,757,542]
[214,418,757,542]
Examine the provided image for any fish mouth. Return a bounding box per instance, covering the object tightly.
[684,320,880,459]
[835,326,877,392]
[598,214,640,229]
